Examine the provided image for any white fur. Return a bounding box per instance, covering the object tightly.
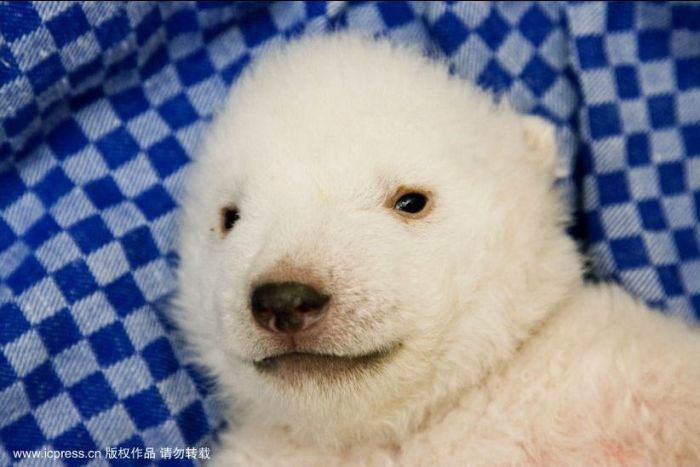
[175,34,700,466]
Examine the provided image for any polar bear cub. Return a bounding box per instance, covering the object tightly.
[176,34,700,466]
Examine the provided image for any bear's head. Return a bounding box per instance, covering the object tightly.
[176,34,581,447]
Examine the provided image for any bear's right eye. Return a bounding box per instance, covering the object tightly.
[221,206,239,234]
[388,187,433,220]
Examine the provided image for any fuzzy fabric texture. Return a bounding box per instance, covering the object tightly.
[177,34,700,466]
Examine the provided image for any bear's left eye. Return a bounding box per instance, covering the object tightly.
[394,192,429,215]
[395,193,427,213]
[221,206,239,233]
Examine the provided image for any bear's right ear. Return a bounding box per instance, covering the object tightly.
[520,115,562,179]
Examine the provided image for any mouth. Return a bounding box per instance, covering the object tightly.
[253,344,400,381]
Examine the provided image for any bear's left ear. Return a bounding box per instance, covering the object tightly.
[520,115,559,178]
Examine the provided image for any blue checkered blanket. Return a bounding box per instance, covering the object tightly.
[1,1,699,465]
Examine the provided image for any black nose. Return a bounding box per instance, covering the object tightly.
[251,282,330,334]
